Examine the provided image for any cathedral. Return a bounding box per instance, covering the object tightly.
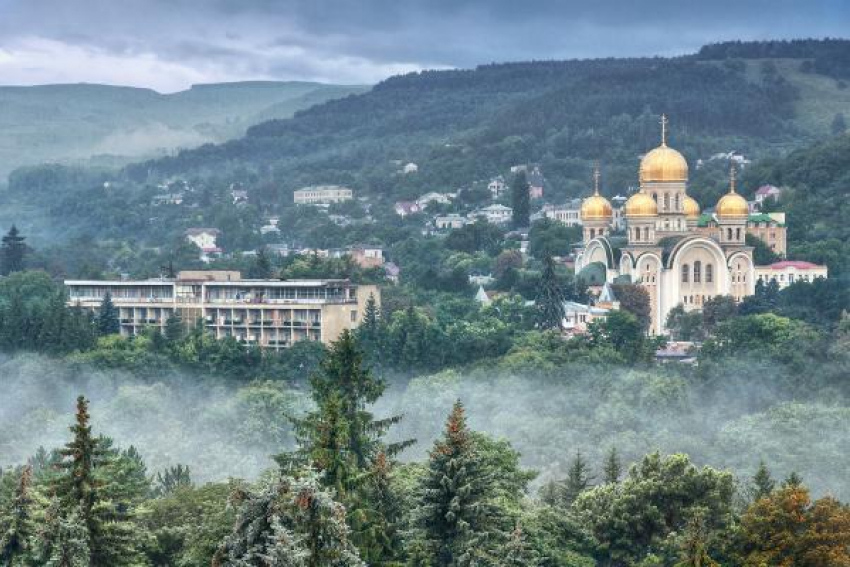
[575,116,755,334]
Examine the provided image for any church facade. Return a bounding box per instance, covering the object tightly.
[575,117,755,334]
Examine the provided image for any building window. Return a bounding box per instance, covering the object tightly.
[652,192,657,202]
[350,310,358,323]
[736,227,742,240]
[633,228,639,241]
[706,264,713,283]
[727,228,733,241]
[589,228,595,238]
[664,193,670,211]
[694,261,702,283]
[675,194,681,211]
[643,227,650,240]
[682,264,689,283]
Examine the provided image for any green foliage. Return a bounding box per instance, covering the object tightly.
[535,257,565,330]
[528,219,581,261]
[511,171,530,228]
[0,226,27,276]
[96,291,120,336]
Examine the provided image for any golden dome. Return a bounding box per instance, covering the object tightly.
[581,194,612,221]
[639,114,688,183]
[683,195,701,219]
[580,165,612,221]
[624,191,658,217]
[716,167,749,218]
[639,145,689,183]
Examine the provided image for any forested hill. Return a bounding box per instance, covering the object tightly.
[127,39,850,200]
[0,81,367,178]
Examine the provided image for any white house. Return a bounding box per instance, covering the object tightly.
[488,176,507,198]
[755,260,828,290]
[394,201,421,217]
[294,185,353,204]
[415,192,454,208]
[472,204,513,225]
[543,199,583,227]
[402,162,419,174]
[435,214,469,230]
[185,228,222,262]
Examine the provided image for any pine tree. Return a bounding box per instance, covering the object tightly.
[752,460,775,500]
[500,523,542,567]
[0,225,26,275]
[215,472,364,567]
[51,396,150,566]
[562,450,593,505]
[534,256,565,331]
[39,289,70,354]
[603,447,622,484]
[510,171,530,228]
[249,247,274,279]
[96,292,120,336]
[356,293,382,360]
[414,401,498,566]
[0,465,36,565]
[783,471,803,488]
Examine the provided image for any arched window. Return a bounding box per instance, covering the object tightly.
[589,228,595,238]
[705,264,713,283]
[664,193,670,211]
[675,194,681,211]
[727,228,733,241]
[652,192,658,202]
[633,228,639,241]
[682,264,689,283]
[694,261,702,283]
[644,227,650,240]
[736,227,742,240]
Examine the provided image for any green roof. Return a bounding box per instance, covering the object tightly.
[747,213,785,226]
[577,261,607,286]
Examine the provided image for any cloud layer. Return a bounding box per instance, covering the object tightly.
[0,0,847,91]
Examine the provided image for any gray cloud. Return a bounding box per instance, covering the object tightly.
[0,0,847,91]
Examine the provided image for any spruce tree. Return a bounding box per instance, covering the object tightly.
[96,292,120,336]
[0,465,36,565]
[562,450,593,505]
[215,472,364,567]
[414,401,498,566]
[535,256,565,331]
[0,225,26,275]
[38,500,90,567]
[603,447,622,484]
[356,293,382,360]
[350,452,405,566]
[510,171,530,228]
[153,464,192,497]
[752,460,775,500]
[674,512,720,567]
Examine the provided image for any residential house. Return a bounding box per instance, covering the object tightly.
[384,262,400,284]
[472,204,513,225]
[488,176,507,198]
[185,228,222,262]
[415,191,454,208]
[562,301,610,335]
[402,162,419,174]
[434,214,469,230]
[394,201,421,217]
[527,165,544,199]
[260,216,281,236]
[231,188,249,205]
[543,199,583,227]
[349,245,384,269]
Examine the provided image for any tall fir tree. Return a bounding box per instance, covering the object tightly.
[350,452,405,566]
[414,401,499,566]
[603,446,622,484]
[510,171,530,228]
[356,293,382,361]
[752,460,775,500]
[37,499,91,567]
[534,256,565,330]
[96,292,120,336]
[561,450,593,506]
[0,225,26,276]
[164,312,184,343]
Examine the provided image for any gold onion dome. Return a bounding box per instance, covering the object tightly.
[625,190,658,217]
[580,166,612,221]
[639,114,688,183]
[716,168,749,218]
[684,195,701,219]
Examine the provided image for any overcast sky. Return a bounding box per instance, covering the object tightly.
[0,0,847,92]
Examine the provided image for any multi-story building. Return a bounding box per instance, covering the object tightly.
[543,199,583,227]
[65,271,379,349]
[293,185,354,204]
[755,260,828,289]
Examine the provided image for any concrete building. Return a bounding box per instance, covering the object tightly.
[294,185,353,204]
[755,260,828,289]
[65,271,379,349]
[697,212,787,257]
[488,176,507,198]
[185,228,221,262]
[472,204,513,225]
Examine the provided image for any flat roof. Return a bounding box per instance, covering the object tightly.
[65,278,353,287]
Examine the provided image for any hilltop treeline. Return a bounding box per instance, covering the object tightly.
[697,38,850,78]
